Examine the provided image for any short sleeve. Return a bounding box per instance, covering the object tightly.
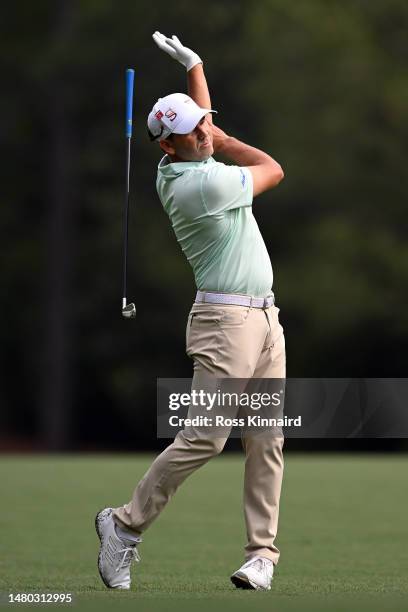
[200,163,253,215]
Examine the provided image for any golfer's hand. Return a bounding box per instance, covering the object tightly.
[152,31,202,71]
[211,124,229,154]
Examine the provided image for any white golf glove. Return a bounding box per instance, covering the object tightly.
[152,31,202,72]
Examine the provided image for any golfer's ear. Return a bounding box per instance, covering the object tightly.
[159,138,175,156]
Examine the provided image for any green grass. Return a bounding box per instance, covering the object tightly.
[0,454,407,611]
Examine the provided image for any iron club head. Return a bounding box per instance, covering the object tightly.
[122,302,136,319]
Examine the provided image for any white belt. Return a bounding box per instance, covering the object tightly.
[195,291,274,309]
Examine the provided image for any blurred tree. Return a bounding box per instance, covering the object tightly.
[0,0,407,449]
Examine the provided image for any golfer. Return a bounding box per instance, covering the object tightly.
[96,32,286,592]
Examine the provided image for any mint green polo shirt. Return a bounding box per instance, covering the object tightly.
[156,155,273,298]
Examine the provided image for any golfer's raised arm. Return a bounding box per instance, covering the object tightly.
[187,64,213,124]
[152,31,212,118]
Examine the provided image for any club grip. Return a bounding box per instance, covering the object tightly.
[125,69,134,138]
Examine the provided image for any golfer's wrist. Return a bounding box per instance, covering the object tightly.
[185,54,202,71]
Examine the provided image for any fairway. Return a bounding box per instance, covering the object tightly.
[0,454,407,612]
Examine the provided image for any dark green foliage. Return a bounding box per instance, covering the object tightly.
[1,1,407,447]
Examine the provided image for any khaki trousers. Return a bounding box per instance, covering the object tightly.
[113,302,286,564]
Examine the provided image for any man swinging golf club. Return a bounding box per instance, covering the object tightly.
[96,32,286,591]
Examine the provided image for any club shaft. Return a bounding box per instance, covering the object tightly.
[122,136,131,304]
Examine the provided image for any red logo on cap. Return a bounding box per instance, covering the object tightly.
[165,109,177,122]
[155,110,164,120]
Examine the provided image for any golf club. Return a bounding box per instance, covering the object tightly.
[122,68,136,319]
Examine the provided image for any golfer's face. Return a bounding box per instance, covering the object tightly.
[172,115,214,161]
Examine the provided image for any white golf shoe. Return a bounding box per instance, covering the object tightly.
[230,556,274,591]
[95,507,141,589]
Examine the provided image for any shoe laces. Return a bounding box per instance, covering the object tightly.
[249,557,273,575]
[115,542,141,572]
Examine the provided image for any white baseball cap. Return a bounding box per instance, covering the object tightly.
[147,93,217,142]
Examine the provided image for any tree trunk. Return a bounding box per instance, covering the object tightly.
[41,0,76,450]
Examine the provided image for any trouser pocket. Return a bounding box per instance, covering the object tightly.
[185,307,222,365]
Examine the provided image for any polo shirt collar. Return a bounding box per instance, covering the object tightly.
[158,155,215,177]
